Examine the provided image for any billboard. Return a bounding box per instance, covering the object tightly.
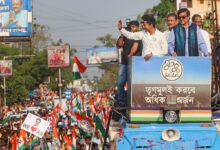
[129,56,211,108]
[86,47,118,65]
[48,45,70,68]
[0,0,32,37]
[0,60,12,76]
[129,56,211,122]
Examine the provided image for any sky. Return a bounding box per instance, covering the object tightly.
[33,0,161,79]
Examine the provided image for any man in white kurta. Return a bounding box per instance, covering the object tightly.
[192,14,212,55]
[118,15,168,60]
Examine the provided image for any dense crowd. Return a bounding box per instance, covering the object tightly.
[0,89,116,150]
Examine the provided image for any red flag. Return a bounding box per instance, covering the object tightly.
[19,129,26,142]
[10,133,18,150]
[73,56,87,74]
[75,113,94,127]
[52,117,59,138]
[72,126,77,138]
[64,134,72,145]
[94,91,99,102]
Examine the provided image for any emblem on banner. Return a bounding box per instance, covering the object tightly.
[161,59,183,81]
[78,120,93,133]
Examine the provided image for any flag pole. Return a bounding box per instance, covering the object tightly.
[89,128,95,150]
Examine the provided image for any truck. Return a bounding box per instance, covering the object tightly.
[114,56,220,150]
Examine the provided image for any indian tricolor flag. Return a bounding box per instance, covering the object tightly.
[72,126,77,150]
[72,56,87,80]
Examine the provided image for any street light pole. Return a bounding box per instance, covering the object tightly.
[58,68,62,107]
[3,56,6,106]
[3,76,6,106]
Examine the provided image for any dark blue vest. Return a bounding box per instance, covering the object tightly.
[173,23,199,56]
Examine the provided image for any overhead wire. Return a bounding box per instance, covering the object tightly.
[34,1,143,31]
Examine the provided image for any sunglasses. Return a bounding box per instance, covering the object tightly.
[178,16,187,20]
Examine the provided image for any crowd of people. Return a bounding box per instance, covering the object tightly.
[0,89,116,150]
[0,7,215,150]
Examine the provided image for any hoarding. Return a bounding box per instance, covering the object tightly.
[130,56,211,108]
[0,60,12,76]
[129,56,211,122]
[0,0,32,37]
[48,45,70,68]
[86,47,118,65]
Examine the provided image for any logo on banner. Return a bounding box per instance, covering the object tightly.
[161,59,183,81]
[78,120,93,133]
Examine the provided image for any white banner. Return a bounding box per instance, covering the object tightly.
[21,113,49,138]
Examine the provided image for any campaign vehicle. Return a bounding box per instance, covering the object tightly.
[113,56,220,150]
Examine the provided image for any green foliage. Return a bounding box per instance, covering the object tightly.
[0,44,20,58]
[94,34,118,90]
[96,34,117,47]
[1,49,73,104]
[6,71,30,103]
[0,23,74,105]
[143,0,175,31]
[97,64,118,90]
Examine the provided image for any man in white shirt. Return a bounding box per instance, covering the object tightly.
[192,14,212,55]
[118,15,168,60]
[164,13,178,41]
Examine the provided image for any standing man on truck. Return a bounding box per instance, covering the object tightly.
[116,20,143,107]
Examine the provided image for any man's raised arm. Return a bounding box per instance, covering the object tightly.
[118,20,143,41]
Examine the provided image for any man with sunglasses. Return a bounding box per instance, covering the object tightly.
[168,8,208,56]
[118,15,168,61]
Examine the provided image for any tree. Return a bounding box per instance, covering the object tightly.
[0,23,75,104]
[97,64,118,90]
[94,34,118,90]
[152,0,175,31]
[31,24,52,51]
[142,0,175,31]
[96,34,117,47]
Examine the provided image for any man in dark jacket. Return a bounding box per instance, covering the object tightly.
[116,20,143,106]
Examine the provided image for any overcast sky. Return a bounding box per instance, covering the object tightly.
[33,0,160,78]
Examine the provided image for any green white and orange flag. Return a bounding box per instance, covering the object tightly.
[72,56,87,80]
[72,126,77,150]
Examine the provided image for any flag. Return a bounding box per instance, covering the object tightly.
[93,113,106,137]
[52,117,59,138]
[72,96,82,111]
[10,133,18,150]
[75,113,94,128]
[18,136,25,150]
[2,116,10,125]
[29,138,39,150]
[72,56,86,80]
[75,113,94,135]
[19,129,26,142]
[68,112,77,122]
[64,134,72,146]
[72,126,77,150]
